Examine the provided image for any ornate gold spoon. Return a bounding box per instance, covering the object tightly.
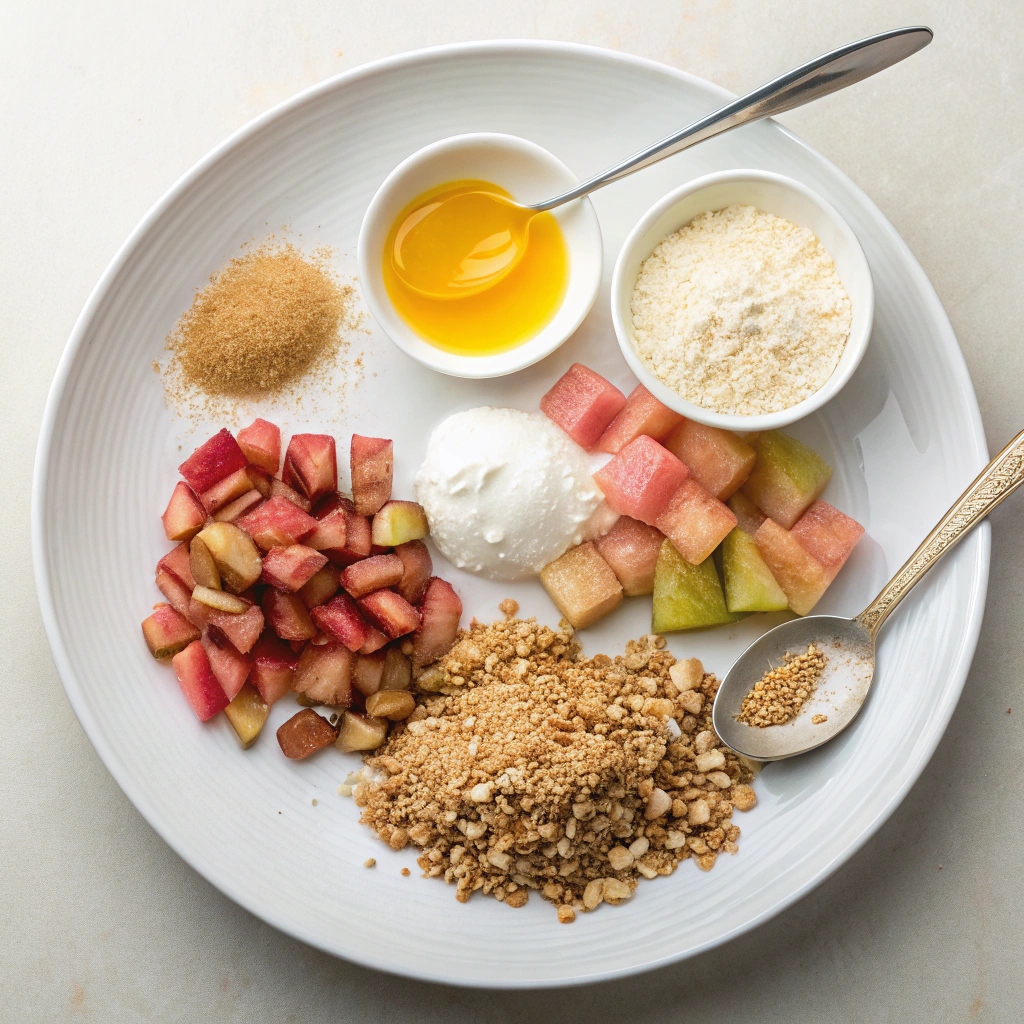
[712,429,1024,761]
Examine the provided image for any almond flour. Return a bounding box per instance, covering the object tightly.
[630,204,851,416]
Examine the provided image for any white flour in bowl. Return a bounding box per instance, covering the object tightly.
[630,204,851,416]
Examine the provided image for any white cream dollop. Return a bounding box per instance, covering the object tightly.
[414,407,603,581]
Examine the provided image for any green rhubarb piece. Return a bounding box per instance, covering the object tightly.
[742,431,833,529]
[722,528,789,613]
[652,540,739,633]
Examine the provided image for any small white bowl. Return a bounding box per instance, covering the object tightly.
[357,133,603,379]
[611,169,874,431]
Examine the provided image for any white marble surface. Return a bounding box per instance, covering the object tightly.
[3,0,1023,1019]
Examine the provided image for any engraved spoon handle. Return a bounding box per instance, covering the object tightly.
[855,428,1024,638]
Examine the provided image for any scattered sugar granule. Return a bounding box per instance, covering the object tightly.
[630,205,851,415]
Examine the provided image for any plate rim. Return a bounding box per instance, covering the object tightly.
[31,38,991,989]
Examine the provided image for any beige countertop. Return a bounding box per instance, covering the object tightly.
[3,0,1022,1019]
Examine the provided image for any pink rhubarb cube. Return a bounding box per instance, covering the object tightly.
[790,500,864,581]
[540,363,627,450]
[596,385,683,454]
[655,478,737,565]
[593,434,689,525]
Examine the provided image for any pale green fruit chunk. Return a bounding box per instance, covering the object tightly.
[742,431,832,529]
[722,528,789,613]
[652,540,738,633]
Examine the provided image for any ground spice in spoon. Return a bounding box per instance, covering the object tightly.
[736,644,828,727]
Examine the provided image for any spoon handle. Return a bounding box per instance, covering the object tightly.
[527,26,932,213]
[856,429,1024,638]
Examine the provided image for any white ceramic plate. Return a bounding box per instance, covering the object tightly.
[33,41,988,988]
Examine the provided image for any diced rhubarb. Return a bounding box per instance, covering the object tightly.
[196,522,262,592]
[171,640,230,721]
[663,421,757,500]
[411,577,463,666]
[236,418,281,475]
[303,508,347,551]
[192,585,248,613]
[358,589,421,639]
[277,708,339,760]
[335,711,388,752]
[394,540,432,604]
[156,569,197,624]
[352,650,387,696]
[721,527,788,614]
[223,683,270,748]
[199,466,253,514]
[249,632,297,705]
[595,516,665,596]
[237,496,318,550]
[311,491,352,519]
[161,482,207,542]
[350,435,393,516]
[539,542,622,630]
[178,429,247,495]
[371,500,428,547]
[308,506,371,566]
[753,518,832,616]
[213,489,263,523]
[261,589,316,641]
[283,434,337,501]
[540,363,627,450]
[293,643,353,706]
[247,465,273,498]
[298,565,340,608]
[260,544,328,592]
[340,553,404,599]
[359,628,389,654]
[593,435,690,526]
[656,479,737,565]
[187,599,264,653]
[142,603,200,659]
[597,384,683,454]
[310,593,372,651]
[270,477,312,512]
[728,492,766,536]
[742,431,833,529]
[790,500,865,580]
[652,541,737,633]
[201,626,250,700]
[157,542,195,590]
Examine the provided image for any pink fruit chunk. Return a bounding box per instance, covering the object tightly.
[358,589,421,639]
[324,510,372,566]
[261,589,316,641]
[260,544,328,593]
[359,628,389,654]
[595,516,665,596]
[156,569,197,624]
[172,640,230,722]
[340,553,404,599]
[161,482,207,542]
[178,429,247,495]
[351,435,394,516]
[303,508,347,552]
[298,564,341,608]
[187,599,264,653]
[246,465,273,498]
[311,491,351,519]
[310,593,373,651]
[540,363,627,450]
[212,489,263,523]
[293,643,353,706]
[663,421,757,500]
[394,540,432,604]
[790,500,865,580]
[157,542,195,590]
[201,626,250,700]
[142,603,200,659]
[412,578,463,666]
[727,492,766,536]
[753,518,832,616]
[539,543,622,629]
[270,477,312,512]
[237,496,318,550]
[236,418,281,475]
[597,385,683,454]
[200,466,255,514]
[593,435,690,525]
[656,479,738,565]
[283,434,337,501]
[250,632,297,705]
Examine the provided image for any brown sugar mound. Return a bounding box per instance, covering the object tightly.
[355,618,758,918]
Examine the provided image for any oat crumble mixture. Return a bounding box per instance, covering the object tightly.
[736,644,828,727]
[353,617,758,919]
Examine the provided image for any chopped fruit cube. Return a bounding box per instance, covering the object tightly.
[187,599,264,653]
[277,708,339,759]
[311,490,352,519]
[237,496,318,550]
[351,435,394,515]
[201,626,250,699]
[663,421,757,500]
[595,516,665,596]
[656,479,737,565]
[334,509,372,565]
[593,435,690,525]
[157,542,195,590]
[178,429,247,495]
[213,489,263,523]
[142,603,200,659]
[340,553,404,598]
[310,593,372,651]
[261,589,316,641]
[352,650,386,696]
[270,477,312,512]
[597,384,683,454]
[304,508,347,551]
[365,689,416,720]
[156,569,197,624]
[236,418,281,475]
[161,482,207,542]
[540,363,627,450]
[652,540,738,633]
[283,434,337,500]
[199,466,254,514]
[581,500,621,542]
[189,535,221,590]
[298,565,340,608]
[381,647,412,690]
[249,632,297,705]
[753,518,832,616]
[171,640,230,721]
[260,544,328,593]
[790,500,865,579]
[721,528,788,614]
[293,643,353,706]
[539,542,622,630]
[394,540,432,604]
[246,465,273,498]
[359,628,389,654]
[415,578,463,662]
[196,522,262,593]
[192,585,249,614]
[358,589,421,639]
[371,500,429,546]
[728,492,766,535]
[223,683,270,748]
[742,431,833,529]
[335,711,388,752]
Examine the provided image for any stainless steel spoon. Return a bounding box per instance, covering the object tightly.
[712,429,1024,761]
